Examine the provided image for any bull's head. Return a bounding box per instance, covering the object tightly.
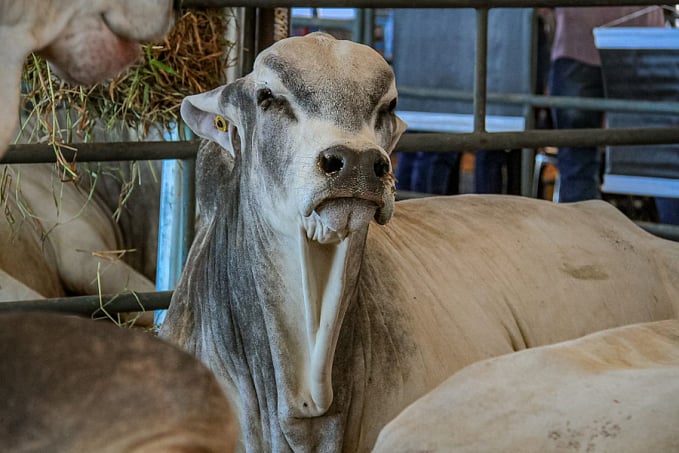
[181,32,406,243]
[178,33,407,438]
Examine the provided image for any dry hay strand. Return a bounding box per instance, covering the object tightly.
[19,8,234,147]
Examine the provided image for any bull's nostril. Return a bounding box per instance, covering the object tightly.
[374,157,390,178]
[320,154,344,175]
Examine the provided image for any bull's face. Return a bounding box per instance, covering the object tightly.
[181,32,406,244]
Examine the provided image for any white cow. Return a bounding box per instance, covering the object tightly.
[373,319,679,453]
[0,0,174,157]
[0,312,238,452]
[0,164,156,315]
[160,33,679,452]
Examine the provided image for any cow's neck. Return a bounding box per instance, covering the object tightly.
[197,189,369,452]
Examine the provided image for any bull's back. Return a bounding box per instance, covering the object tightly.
[365,195,678,361]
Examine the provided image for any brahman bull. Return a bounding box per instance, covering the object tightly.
[0,0,174,156]
[373,319,679,453]
[160,32,679,452]
[0,312,237,452]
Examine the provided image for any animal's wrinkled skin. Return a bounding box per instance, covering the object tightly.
[0,0,174,156]
[161,33,679,452]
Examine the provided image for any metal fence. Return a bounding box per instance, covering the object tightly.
[3,0,678,316]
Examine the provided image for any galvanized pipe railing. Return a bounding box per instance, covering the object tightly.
[6,123,679,164]
[474,8,488,133]
[0,291,173,315]
[180,0,664,7]
[398,86,679,115]
[396,128,679,153]
[1,141,198,164]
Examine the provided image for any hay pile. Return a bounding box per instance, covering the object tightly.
[20,9,234,146]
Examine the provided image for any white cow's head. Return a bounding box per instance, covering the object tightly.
[182,32,406,244]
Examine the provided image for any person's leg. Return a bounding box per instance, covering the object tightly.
[505,149,523,195]
[474,150,505,194]
[549,58,604,202]
[427,152,461,195]
[655,197,679,225]
[395,152,415,191]
[411,152,432,193]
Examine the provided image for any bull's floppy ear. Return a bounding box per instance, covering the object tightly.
[181,82,245,158]
[387,114,408,154]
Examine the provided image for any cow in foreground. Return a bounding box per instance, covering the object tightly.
[160,33,679,452]
[373,319,679,453]
[0,0,174,156]
[0,312,237,452]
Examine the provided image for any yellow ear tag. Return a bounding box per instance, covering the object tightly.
[214,115,228,132]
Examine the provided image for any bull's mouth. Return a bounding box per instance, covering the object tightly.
[302,197,380,244]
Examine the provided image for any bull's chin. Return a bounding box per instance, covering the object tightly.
[302,198,378,244]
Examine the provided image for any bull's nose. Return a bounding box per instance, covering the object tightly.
[318,146,391,179]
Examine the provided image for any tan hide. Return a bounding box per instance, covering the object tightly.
[373,319,679,453]
[0,312,237,452]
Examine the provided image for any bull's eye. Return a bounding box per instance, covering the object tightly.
[388,98,397,113]
[257,88,274,107]
[214,115,228,132]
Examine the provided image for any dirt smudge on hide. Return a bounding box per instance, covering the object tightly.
[548,418,622,452]
[560,263,609,281]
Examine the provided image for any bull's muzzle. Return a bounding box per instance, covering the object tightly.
[318,145,391,187]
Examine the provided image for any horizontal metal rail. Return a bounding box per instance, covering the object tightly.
[180,0,664,8]
[5,126,679,164]
[399,86,679,115]
[1,142,198,164]
[0,291,173,315]
[396,128,679,152]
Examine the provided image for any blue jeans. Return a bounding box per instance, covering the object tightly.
[656,197,679,225]
[548,58,604,202]
[474,149,522,194]
[395,152,460,195]
[395,152,429,193]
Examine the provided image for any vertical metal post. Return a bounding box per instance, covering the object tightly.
[474,8,489,133]
[521,8,539,196]
[226,8,245,82]
[154,128,196,326]
[241,8,258,75]
[362,8,376,47]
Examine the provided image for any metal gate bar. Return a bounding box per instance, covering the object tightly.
[0,291,173,315]
[1,142,198,164]
[474,8,488,133]
[398,87,679,115]
[5,124,679,162]
[181,0,665,8]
